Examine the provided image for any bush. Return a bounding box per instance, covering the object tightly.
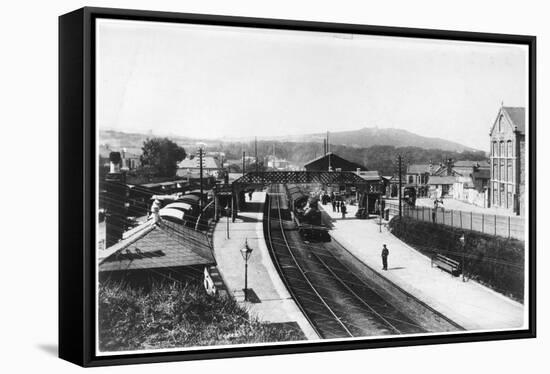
[389,216,524,302]
[98,281,304,352]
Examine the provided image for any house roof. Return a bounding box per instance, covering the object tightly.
[428,176,457,185]
[454,160,480,168]
[303,152,366,172]
[140,180,189,189]
[503,107,526,134]
[491,106,526,136]
[355,170,382,181]
[473,168,491,179]
[178,156,221,169]
[99,219,215,272]
[407,164,431,174]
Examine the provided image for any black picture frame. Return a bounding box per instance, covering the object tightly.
[59,6,536,367]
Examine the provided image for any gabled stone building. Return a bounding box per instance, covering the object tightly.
[489,106,526,215]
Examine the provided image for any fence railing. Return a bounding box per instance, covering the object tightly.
[384,200,524,241]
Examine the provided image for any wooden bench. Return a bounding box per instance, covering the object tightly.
[431,254,461,276]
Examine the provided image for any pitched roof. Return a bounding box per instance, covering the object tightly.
[428,176,457,185]
[473,168,491,179]
[303,152,366,172]
[503,107,526,134]
[454,160,480,168]
[407,164,431,174]
[178,156,221,169]
[99,219,215,272]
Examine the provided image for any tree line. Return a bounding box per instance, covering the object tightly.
[102,137,487,180]
[218,141,487,175]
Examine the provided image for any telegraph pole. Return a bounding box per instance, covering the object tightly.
[327,131,332,171]
[255,137,258,173]
[242,151,245,176]
[398,155,402,217]
[460,234,466,282]
[199,147,204,211]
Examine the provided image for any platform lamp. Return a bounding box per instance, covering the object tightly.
[240,239,254,301]
[459,234,466,282]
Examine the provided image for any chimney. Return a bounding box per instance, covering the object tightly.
[121,148,129,171]
[104,152,126,248]
[446,158,454,176]
[109,151,121,173]
[151,199,161,225]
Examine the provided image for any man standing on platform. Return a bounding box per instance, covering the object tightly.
[381,244,389,270]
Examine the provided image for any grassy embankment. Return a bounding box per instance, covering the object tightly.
[389,216,525,302]
[99,281,305,352]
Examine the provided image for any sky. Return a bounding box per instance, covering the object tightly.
[96,19,528,151]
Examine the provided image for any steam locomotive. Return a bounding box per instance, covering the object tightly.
[286,185,331,242]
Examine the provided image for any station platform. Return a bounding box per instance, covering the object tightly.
[319,203,525,331]
[212,191,319,340]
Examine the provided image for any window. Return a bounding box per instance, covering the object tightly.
[500,141,505,157]
[500,159,505,182]
[493,161,498,180]
[493,182,498,205]
[507,185,514,210]
[492,141,497,156]
[507,140,513,157]
[507,159,513,182]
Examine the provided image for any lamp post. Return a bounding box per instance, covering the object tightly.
[378,198,382,233]
[225,204,230,239]
[240,239,254,301]
[459,234,466,282]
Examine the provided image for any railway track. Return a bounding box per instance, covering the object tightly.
[265,184,426,339]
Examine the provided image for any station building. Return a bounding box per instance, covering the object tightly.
[303,152,383,214]
[303,152,366,172]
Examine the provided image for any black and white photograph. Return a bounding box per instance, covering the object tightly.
[93,14,532,357]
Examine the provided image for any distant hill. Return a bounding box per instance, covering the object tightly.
[270,127,478,152]
[99,129,487,175]
[101,127,478,153]
[99,130,199,155]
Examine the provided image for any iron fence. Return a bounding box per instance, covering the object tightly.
[384,200,524,240]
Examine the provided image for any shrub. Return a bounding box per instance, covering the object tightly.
[98,281,304,352]
[389,216,524,302]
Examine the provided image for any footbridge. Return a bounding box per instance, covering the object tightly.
[213,171,383,221]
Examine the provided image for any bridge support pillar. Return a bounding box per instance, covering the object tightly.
[214,194,220,221]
